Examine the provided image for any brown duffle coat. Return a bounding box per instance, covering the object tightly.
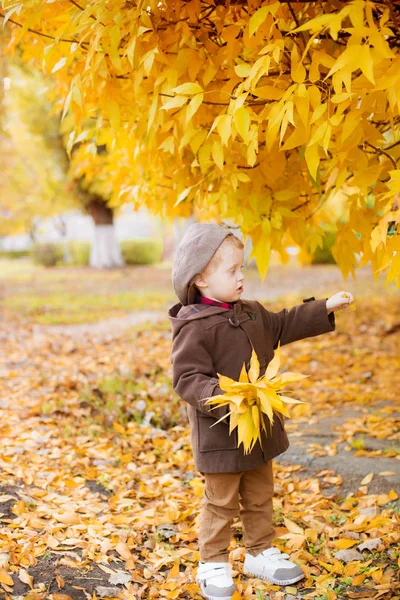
[168,296,335,473]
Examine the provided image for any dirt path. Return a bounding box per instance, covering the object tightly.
[276,403,400,499]
[33,310,168,340]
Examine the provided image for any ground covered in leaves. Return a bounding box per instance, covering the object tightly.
[0,260,399,600]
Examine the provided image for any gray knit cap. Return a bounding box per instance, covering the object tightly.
[172,223,232,305]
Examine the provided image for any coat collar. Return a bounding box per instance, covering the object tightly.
[168,300,251,336]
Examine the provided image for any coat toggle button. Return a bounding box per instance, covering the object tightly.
[228,316,240,327]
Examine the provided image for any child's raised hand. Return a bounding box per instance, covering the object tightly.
[326,291,355,313]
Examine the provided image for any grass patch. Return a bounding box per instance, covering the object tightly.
[0,258,42,280]
[349,435,365,450]
[76,371,183,431]
[3,291,172,324]
[0,258,176,324]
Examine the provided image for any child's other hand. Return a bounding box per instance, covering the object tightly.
[326,291,354,313]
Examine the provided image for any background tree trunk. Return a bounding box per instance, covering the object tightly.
[86,199,124,269]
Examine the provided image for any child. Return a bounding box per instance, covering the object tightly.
[168,223,353,600]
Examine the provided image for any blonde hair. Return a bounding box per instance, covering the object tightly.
[191,234,244,290]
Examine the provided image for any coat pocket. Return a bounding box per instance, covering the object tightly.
[197,414,237,452]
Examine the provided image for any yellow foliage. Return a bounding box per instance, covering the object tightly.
[204,342,308,454]
[1,1,399,285]
[0,62,77,235]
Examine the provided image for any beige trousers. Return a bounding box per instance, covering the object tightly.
[198,461,275,562]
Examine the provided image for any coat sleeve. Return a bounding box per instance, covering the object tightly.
[171,321,229,423]
[256,297,335,350]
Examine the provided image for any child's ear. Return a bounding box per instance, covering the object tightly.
[194,274,207,288]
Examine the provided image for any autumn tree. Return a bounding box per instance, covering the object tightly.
[0,51,125,267]
[1,0,399,285]
[68,139,125,268]
[0,57,78,239]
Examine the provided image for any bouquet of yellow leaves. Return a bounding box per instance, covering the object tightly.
[203,342,308,455]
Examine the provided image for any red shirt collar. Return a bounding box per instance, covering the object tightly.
[195,293,235,310]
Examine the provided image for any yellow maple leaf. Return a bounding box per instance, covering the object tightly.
[204,342,308,454]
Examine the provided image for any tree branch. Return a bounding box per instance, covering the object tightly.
[158,92,273,107]
[385,139,400,151]
[292,199,310,212]
[68,0,106,26]
[0,11,89,45]
[159,92,230,106]
[238,162,260,169]
[364,141,397,168]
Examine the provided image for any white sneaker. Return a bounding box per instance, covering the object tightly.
[196,561,237,600]
[243,547,304,585]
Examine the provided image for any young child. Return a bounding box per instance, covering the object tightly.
[168,223,354,600]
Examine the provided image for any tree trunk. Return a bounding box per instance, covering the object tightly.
[86,199,124,268]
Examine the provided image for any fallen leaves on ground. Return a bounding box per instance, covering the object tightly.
[0,286,399,599]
